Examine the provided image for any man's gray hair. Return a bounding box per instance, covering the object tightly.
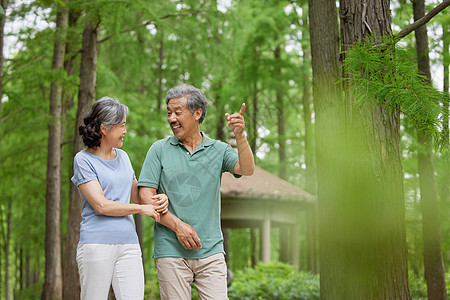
[166,84,207,124]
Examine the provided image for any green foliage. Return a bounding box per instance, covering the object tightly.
[343,36,442,142]
[409,273,428,300]
[13,282,42,300]
[1,0,449,297]
[228,262,320,300]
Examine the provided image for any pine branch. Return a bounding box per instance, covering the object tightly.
[98,10,205,44]
[394,0,450,40]
[159,10,205,20]
[0,107,25,123]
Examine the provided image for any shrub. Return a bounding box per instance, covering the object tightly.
[228,262,320,300]
[409,274,427,300]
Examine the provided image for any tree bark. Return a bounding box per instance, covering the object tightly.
[310,0,410,298]
[61,8,83,300]
[300,6,318,274]
[0,0,8,114]
[251,79,258,153]
[274,45,287,179]
[308,0,349,297]
[442,6,450,268]
[157,28,164,113]
[413,1,448,298]
[338,0,410,298]
[215,81,225,141]
[63,14,100,300]
[42,4,68,299]
[1,202,11,300]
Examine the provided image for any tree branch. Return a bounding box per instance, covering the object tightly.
[98,10,205,44]
[394,0,450,40]
[0,107,25,123]
[159,10,205,20]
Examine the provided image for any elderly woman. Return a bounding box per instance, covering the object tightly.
[72,97,168,300]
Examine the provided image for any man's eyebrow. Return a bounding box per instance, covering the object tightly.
[167,105,183,110]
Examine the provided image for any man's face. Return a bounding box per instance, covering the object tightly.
[167,96,201,141]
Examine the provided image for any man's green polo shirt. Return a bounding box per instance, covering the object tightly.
[138,133,240,259]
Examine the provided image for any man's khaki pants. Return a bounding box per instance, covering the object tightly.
[156,253,228,300]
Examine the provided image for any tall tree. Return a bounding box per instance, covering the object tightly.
[308,0,349,296]
[298,2,318,273]
[1,202,11,300]
[310,0,412,297]
[340,1,410,298]
[442,6,450,268]
[63,13,100,299]
[0,0,9,295]
[0,0,7,114]
[412,0,447,298]
[274,45,287,179]
[42,2,68,299]
[61,7,82,300]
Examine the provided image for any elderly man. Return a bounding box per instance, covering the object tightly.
[138,84,254,299]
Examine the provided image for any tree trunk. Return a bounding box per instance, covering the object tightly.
[0,0,7,114]
[274,45,286,179]
[442,6,450,267]
[63,14,100,300]
[250,79,258,153]
[310,0,410,298]
[25,254,30,288]
[251,228,258,267]
[300,6,318,273]
[157,28,164,113]
[62,8,83,300]
[1,202,11,300]
[215,81,225,141]
[412,1,447,298]
[42,4,68,299]
[19,247,23,291]
[339,0,410,298]
[308,0,349,296]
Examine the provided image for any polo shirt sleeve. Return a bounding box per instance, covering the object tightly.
[222,143,241,178]
[138,142,162,189]
[71,153,98,187]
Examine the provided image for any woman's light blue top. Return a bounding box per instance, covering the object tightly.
[71,149,139,244]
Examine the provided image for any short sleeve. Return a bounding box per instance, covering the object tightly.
[119,149,136,180]
[222,143,241,178]
[71,153,98,187]
[138,142,162,189]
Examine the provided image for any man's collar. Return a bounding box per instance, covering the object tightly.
[169,132,214,148]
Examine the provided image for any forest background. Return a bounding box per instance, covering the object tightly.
[0,0,450,299]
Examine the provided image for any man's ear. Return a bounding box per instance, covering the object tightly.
[195,108,202,121]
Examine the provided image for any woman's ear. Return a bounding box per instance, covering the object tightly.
[100,124,107,136]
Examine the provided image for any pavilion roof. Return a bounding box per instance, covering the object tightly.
[221,166,316,204]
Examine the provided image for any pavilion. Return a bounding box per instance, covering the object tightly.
[220,165,315,268]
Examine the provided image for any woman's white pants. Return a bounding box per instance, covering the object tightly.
[76,243,144,300]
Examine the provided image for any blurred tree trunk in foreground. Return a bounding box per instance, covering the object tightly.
[309,0,410,298]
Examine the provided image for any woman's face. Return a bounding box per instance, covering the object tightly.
[101,117,127,148]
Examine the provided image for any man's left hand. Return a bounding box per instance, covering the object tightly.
[225,103,246,137]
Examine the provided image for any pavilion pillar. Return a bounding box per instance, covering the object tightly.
[279,225,290,263]
[291,221,300,269]
[261,214,271,263]
[251,228,258,267]
[222,228,230,263]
